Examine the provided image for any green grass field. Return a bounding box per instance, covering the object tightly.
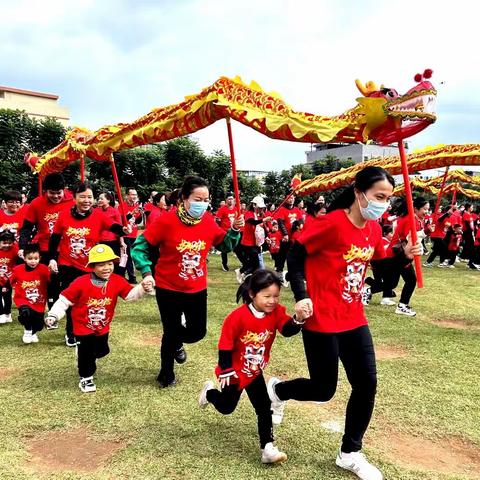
[0,255,479,480]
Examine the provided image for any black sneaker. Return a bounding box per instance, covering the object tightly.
[174,346,187,364]
[128,278,138,285]
[157,372,176,388]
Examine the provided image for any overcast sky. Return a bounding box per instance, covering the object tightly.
[1,0,479,172]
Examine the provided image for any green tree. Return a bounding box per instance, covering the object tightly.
[311,154,355,176]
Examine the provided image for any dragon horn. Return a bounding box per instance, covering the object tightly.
[355,79,379,97]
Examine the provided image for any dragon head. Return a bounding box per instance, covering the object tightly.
[355,69,437,144]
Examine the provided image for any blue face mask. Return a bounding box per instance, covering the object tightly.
[359,193,389,221]
[188,201,209,218]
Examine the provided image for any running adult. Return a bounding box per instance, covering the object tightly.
[131,176,244,388]
[267,166,421,480]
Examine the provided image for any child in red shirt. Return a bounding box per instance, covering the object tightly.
[45,244,154,393]
[0,190,25,241]
[0,230,19,324]
[444,224,463,267]
[198,269,304,464]
[11,243,50,343]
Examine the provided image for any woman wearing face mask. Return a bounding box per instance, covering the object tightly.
[266,167,421,480]
[380,196,429,317]
[131,176,245,388]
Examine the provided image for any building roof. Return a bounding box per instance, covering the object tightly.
[0,85,59,100]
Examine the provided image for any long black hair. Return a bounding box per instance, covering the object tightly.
[327,166,395,213]
[236,268,282,304]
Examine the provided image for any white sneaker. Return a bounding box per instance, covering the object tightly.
[235,268,244,284]
[267,377,286,425]
[448,264,455,269]
[336,449,383,480]
[79,376,96,393]
[423,262,433,267]
[4,313,12,323]
[198,380,214,408]
[22,329,33,344]
[261,442,287,464]
[380,298,396,306]
[395,303,416,316]
[282,271,289,288]
[0,314,6,324]
[30,333,39,343]
[438,261,448,268]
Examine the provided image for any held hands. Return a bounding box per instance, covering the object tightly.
[44,315,59,330]
[282,235,289,242]
[295,298,313,320]
[48,259,58,274]
[18,249,24,260]
[233,214,245,230]
[141,275,156,295]
[218,369,238,389]
[122,224,132,235]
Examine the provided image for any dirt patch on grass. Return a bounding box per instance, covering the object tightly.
[25,428,125,473]
[0,367,17,380]
[375,431,480,477]
[134,333,161,346]
[430,319,472,330]
[375,345,409,360]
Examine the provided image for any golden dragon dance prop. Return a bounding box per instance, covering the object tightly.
[394,180,480,200]
[25,75,437,178]
[295,144,480,195]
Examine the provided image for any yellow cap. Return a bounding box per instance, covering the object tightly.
[86,244,119,267]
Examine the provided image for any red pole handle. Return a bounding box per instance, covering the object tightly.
[109,155,127,225]
[225,118,242,215]
[434,166,449,215]
[398,140,423,288]
[80,155,85,183]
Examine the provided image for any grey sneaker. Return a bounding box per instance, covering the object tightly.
[267,377,286,425]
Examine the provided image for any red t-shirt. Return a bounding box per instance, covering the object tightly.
[276,206,304,236]
[0,209,25,241]
[298,209,384,334]
[146,206,165,227]
[216,205,237,231]
[24,195,74,251]
[475,228,480,247]
[54,209,114,271]
[98,206,122,242]
[11,264,50,312]
[449,211,462,227]
[448,232,462,251]
[462,212,474,231]
[215,303,291,389]
[143,210,226,293]
[124,203,142,239]
[430,212,449,239]
[386,215,423,258]
[241,211,260,247]
[266,230,283,254]
[61,273,133,336]
[0,244,19,286]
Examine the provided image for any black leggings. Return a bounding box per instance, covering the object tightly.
[40,251,60,309]
[239,246,260,275]
[58,265,86,339]
[275,326,377,453]
[426,238,446,264]
[103,240,126,276]
[76,333,110,378]
[0,285,12,315]
[383,260,417,305]
[18,306,44,334]
[155,287,207,381]
[206,373,274,448]
[364,260,395,297]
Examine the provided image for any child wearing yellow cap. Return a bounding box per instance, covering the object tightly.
[45,244,155,392]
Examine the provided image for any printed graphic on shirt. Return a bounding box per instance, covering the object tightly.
[22,280,43,304]
[44,212,59,234]
[1,222,20,238]
[340,245,374,304]
[240,330,272,377]
[176,239,206,281]
[86,297,112,331]
[0,259,12,278]
[227,213,235,227]
[66,227,91,258]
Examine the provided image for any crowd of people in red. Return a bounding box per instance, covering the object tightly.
[0,167,477,478]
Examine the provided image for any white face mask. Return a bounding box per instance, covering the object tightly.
[358,193,389,221]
